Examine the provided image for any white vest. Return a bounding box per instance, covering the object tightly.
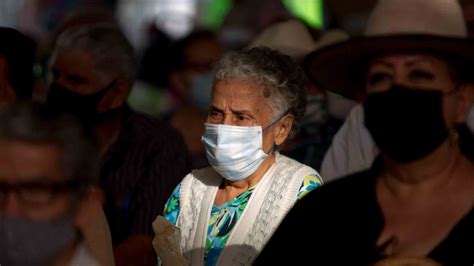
[176,153,317,266]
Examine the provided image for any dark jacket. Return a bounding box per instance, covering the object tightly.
[255,155,474,266]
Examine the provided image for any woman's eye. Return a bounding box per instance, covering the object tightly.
[368,72,392,86]
[210,111,221,119]
[237,115,247,121]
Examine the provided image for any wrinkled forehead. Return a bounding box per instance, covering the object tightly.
[212,79,274,117]
[212,79,265,104]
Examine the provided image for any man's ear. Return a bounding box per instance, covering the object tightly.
[455,84,474,123]
[98,79,130,112]
[274,114,294,146]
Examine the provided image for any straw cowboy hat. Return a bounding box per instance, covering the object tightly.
[305,0,474,100]
[250,19,349,59]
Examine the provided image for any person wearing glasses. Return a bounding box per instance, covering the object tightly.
[0,102,106,265]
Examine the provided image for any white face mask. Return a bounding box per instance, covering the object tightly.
[201,112,287,181]
[202,124,268,181]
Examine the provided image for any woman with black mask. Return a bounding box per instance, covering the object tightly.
[255,0,474,265]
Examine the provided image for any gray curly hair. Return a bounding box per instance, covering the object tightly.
[215,46,307,137]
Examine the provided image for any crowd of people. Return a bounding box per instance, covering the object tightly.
[0,0,473,265]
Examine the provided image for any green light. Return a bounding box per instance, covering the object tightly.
[201,0,233,30]
[282,0,324,29]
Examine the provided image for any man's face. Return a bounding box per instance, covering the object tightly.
[47,47,125,119]
[49,48,112,95]
[0,140,77,221]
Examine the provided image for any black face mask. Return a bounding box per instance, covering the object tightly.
[364,85,449,163]
[47,80,116,126]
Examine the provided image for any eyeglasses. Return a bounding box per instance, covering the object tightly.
[0,179,82,206]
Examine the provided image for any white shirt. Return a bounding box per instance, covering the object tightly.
[320,104,379,182]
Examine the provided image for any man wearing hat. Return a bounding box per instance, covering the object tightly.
[255,0,474,264]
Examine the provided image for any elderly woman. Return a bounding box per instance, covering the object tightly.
[155,47,323,265]
[255,0,474,265]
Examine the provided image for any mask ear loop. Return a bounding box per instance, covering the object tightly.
[262,110,290,131]
[261,110,290,154]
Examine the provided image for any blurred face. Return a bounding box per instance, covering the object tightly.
[184,38,223,73]
[0,140,78,221]
[365,54,471,126]
[48,47,128,118]
[208,79,292,150]
[50,48,112,95]
[174,38,224,98]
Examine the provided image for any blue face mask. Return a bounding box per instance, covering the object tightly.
[190,71,214,113]
[201,111,288,181]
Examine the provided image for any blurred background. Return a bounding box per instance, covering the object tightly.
[4,0,474,57]
[3,0,474,94]
[0,0,368,95]
[4,0,474,63]
[3,0,474,170]
[1,0,326,54]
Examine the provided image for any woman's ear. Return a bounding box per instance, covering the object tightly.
[274,114,294,146]
[455,84,474,123]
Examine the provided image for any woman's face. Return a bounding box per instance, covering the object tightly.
[365,54,472,126]
[207,78,293,151]
[366,54,456,93]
